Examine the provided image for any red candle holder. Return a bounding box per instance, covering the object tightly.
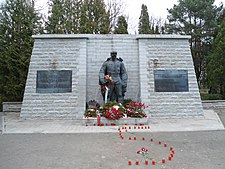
[170,147,173,151]
[162,159,166,164]
[128,160,132,165]
[152,160,156,165]
[145,160,148,165]
[164,143,167,147]
[150,138,153,142]
[134,137,136,140]
[134,126,136,129]
[142,137,145,140]
[158,141,162,145]
[168,156,172,161]
[129,137,131,140]
[171,150,175,154]
[170,154,174,158]
[136,160,139,165]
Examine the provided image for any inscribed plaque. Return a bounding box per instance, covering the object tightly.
[154,70,188,92]
[36,70,72,93]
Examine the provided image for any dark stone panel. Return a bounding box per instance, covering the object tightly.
[36,70,72,93]
[154,70,189,92]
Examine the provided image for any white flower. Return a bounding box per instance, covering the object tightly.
[112,105,120,110]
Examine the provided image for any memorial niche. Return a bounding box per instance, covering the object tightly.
[36,70,72,93]
[154,70,189,92]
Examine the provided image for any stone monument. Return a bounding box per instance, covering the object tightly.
[20,34,203,119]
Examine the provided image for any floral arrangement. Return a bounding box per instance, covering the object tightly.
[84,100,100,117]
[100,101,126,120]
[84,99,148,120]
[123,99,147,118]
[104,74,113,83]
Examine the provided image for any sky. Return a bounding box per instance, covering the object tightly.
[1,0,225,34]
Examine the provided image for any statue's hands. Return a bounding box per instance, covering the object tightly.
[100,79,107,85]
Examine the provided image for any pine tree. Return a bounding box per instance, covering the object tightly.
[45,0,65,33]
[138,4,152,34]
[80,0,110,34]
[0,0,43,110]
[207,18,225,97]
[114,15,128,34]
[166,0,223,86]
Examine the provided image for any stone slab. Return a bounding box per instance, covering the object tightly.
[82,117,149,126]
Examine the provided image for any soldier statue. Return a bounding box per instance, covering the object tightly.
[99,51,128,103]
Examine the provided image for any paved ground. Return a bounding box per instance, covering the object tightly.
[1,110,224,133]
[0,110,225,169]
[1,131,225,169]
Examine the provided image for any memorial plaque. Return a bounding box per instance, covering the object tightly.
[36,70,72,93]
[154,70,188,92]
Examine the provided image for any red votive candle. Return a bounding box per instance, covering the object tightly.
[164,143,167,147]
[134,137,136,140]
[150,138,153,142]
[128,160,132,165]
[158,141,161,145]
[145,160,148,165]
[170,147,173,151]
[136,160,139,165]
[168,156,172,161]
[162,159,166,164]
[142,137,145,140]
[152,160,156,165]
[134,126,136,129]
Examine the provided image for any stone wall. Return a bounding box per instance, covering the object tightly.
[21,36,87,119]
[138,36,203,117]
[20,34,203,119]
[86,35,139,104]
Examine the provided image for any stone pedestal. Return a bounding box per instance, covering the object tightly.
[83,117,149,126]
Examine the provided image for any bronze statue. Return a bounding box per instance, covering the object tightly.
[99,51,128,103]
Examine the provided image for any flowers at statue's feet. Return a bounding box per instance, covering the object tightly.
[84,100,149,120]
[123,100,148,118]
[101,101,126,120]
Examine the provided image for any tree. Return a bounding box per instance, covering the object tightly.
[0,0,43,110]
[45,0,65,33]
[207,18,225,97]
[105,0,126,32]
[166,0,223,86]
[45,0,82,34]
[114,15,128,34]
[138,4,152,34]
[80,0,110,34]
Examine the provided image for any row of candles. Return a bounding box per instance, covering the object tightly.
[118,126,175,166]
